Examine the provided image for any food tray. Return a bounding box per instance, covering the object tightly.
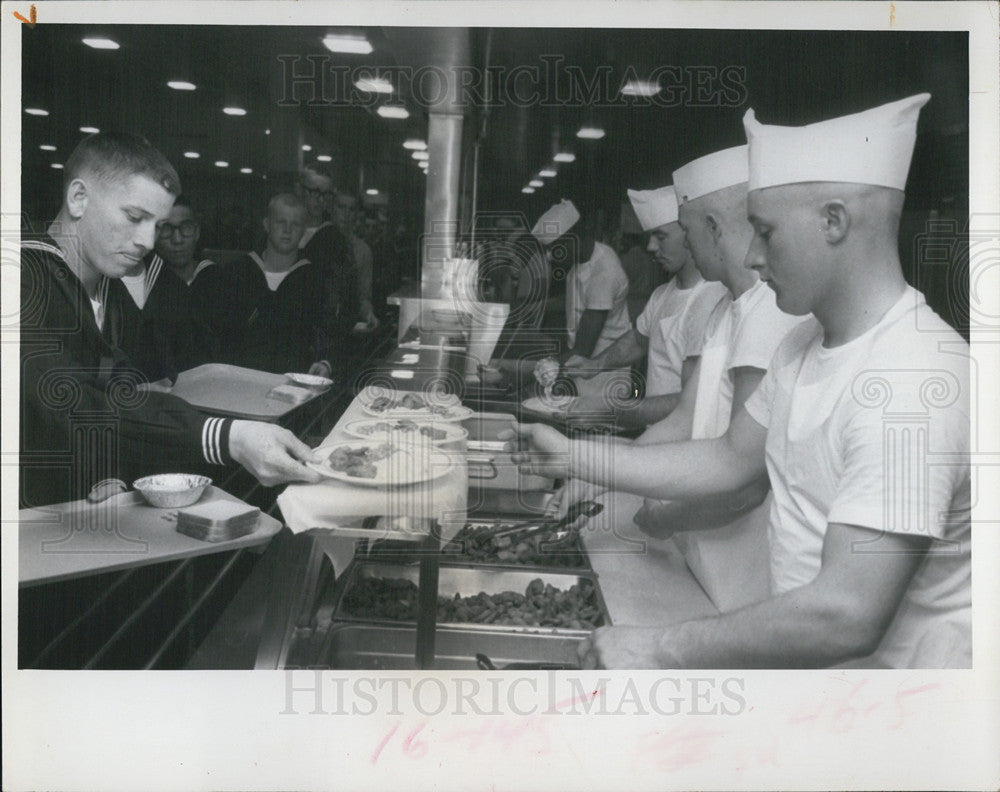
[333,562,610,635]
[315,623,583,670]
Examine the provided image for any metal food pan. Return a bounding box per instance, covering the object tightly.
[333,561,610,636]
[315,623,584,670]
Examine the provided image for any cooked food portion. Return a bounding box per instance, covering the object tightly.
[356,420,449,441]
[367,393,455,416]
[341,575,603,630]
[442,524,586,567]
[327,444,392,479]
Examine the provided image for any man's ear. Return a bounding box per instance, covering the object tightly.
[705,212,722,242]
[262,217,270,237]
[821,200,850,244]
[64,178,89,220]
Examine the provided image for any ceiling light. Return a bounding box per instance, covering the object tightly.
[214,161,229,168]
[355,76,394,95]
[402,138,427,151]
[302,144,312,152]
[322,34,373,55]
[223,107,247,116]
[265,129,271,135]
[79,126,100,134]
[366,188,379,196]
[553,152,576,163]
[539,167,557,178]
[51,163,64,170]
[521,187,535,194]
[39,144,57,151]
[377,105,409,119]
[411,150,429,161]
[316,154,332,162]
[167,80,196,91]
[82,37,120,50]
[240,167,253,174]
[24,108,49,116]
[576,126,605,140]
[620,79,661,97]
[184,151,200,159]
[419,163,429,170]
[529,179,544,188]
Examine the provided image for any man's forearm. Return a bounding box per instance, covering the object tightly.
[660,582,873,668]
[571,434,756,500]
[611,392,680,429]
[595,329,647,370]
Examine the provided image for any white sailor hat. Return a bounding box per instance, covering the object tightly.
[672,145,748,205]
[530,199,580,245]
[627,185,679,231]
[743,93,931,191]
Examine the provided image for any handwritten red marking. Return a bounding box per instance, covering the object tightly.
[13,4,36,25]
[636,727,722,772]
[370,723,399,765]
[550,686,605,710]
[401,721,429,759]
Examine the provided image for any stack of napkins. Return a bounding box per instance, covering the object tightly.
[176,500,261,543]
[266,384,313,405]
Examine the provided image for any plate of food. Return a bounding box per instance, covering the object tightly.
[359,389,473,422]
[521,394,577,416]
[344,419,468,444]
[308,442,454,487]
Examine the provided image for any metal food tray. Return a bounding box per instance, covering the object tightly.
[363,518,592,572]
[315,623,583,670]
[333,561,611,636]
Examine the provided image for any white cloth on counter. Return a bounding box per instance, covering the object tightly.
[276,395,469,576]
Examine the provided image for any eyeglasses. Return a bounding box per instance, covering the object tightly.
[157,220,198,238]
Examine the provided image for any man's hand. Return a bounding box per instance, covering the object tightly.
[563,354,603,380]
[228,420,324,487]
[632,498,678,539]
[545,478,607,521]
[500,422,571,479]
[533,357,560,390]
[578,625,677,669]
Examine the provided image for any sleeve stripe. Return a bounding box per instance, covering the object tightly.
[211,417,222,465]
[202,417,220,465]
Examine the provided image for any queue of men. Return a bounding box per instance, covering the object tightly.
[512,93,971,669]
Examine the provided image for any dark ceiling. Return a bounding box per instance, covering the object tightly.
[21,24,967,247]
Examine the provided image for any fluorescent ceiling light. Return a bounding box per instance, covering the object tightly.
[529,179,544,188]
[240,167,253,174]
[265,129,271,135]
[51,163,64,169]
[355,76,394,95]
[214,161,229,168]
[223,107,247,116]
[322,34,373,55]
[167,80,196,91]
[365,188,379,196]
[25,108,49,116]
[576,126,605,140]
[316,154,332,162]
[411,150,429,161]
[402,138,427,151]
[539,167,557,178]
[553,152,576,163]
[620,79,661,97]
[39,144,57,151]
[377,105,409,119]
[302,144,312,152]
[521,187,535,194]
[183,151,200,159]
[419,163,429,170]
[82,37,119,50]
[79,126,100,134]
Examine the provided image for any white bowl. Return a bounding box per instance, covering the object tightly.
[133,474,212,508]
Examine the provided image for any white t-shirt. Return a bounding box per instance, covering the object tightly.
[565,241,630,357]
[636,278,729,396]
[743,286,971,668]
[120,272,147,310]
[690,278,805,439]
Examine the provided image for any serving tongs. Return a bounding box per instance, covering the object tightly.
[483,500,603,549]
[475,653,578,671]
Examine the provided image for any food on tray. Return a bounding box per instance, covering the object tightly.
[355,420,449,441]
[341,575,602,630]
[327,444,392,479]
[366,392,455,416]
[441,523,586,567]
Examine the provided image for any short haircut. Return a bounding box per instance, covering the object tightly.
[301,163,333,183]
[170,194,197,218]
[64,132,181,196]
[267,192,306,216]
